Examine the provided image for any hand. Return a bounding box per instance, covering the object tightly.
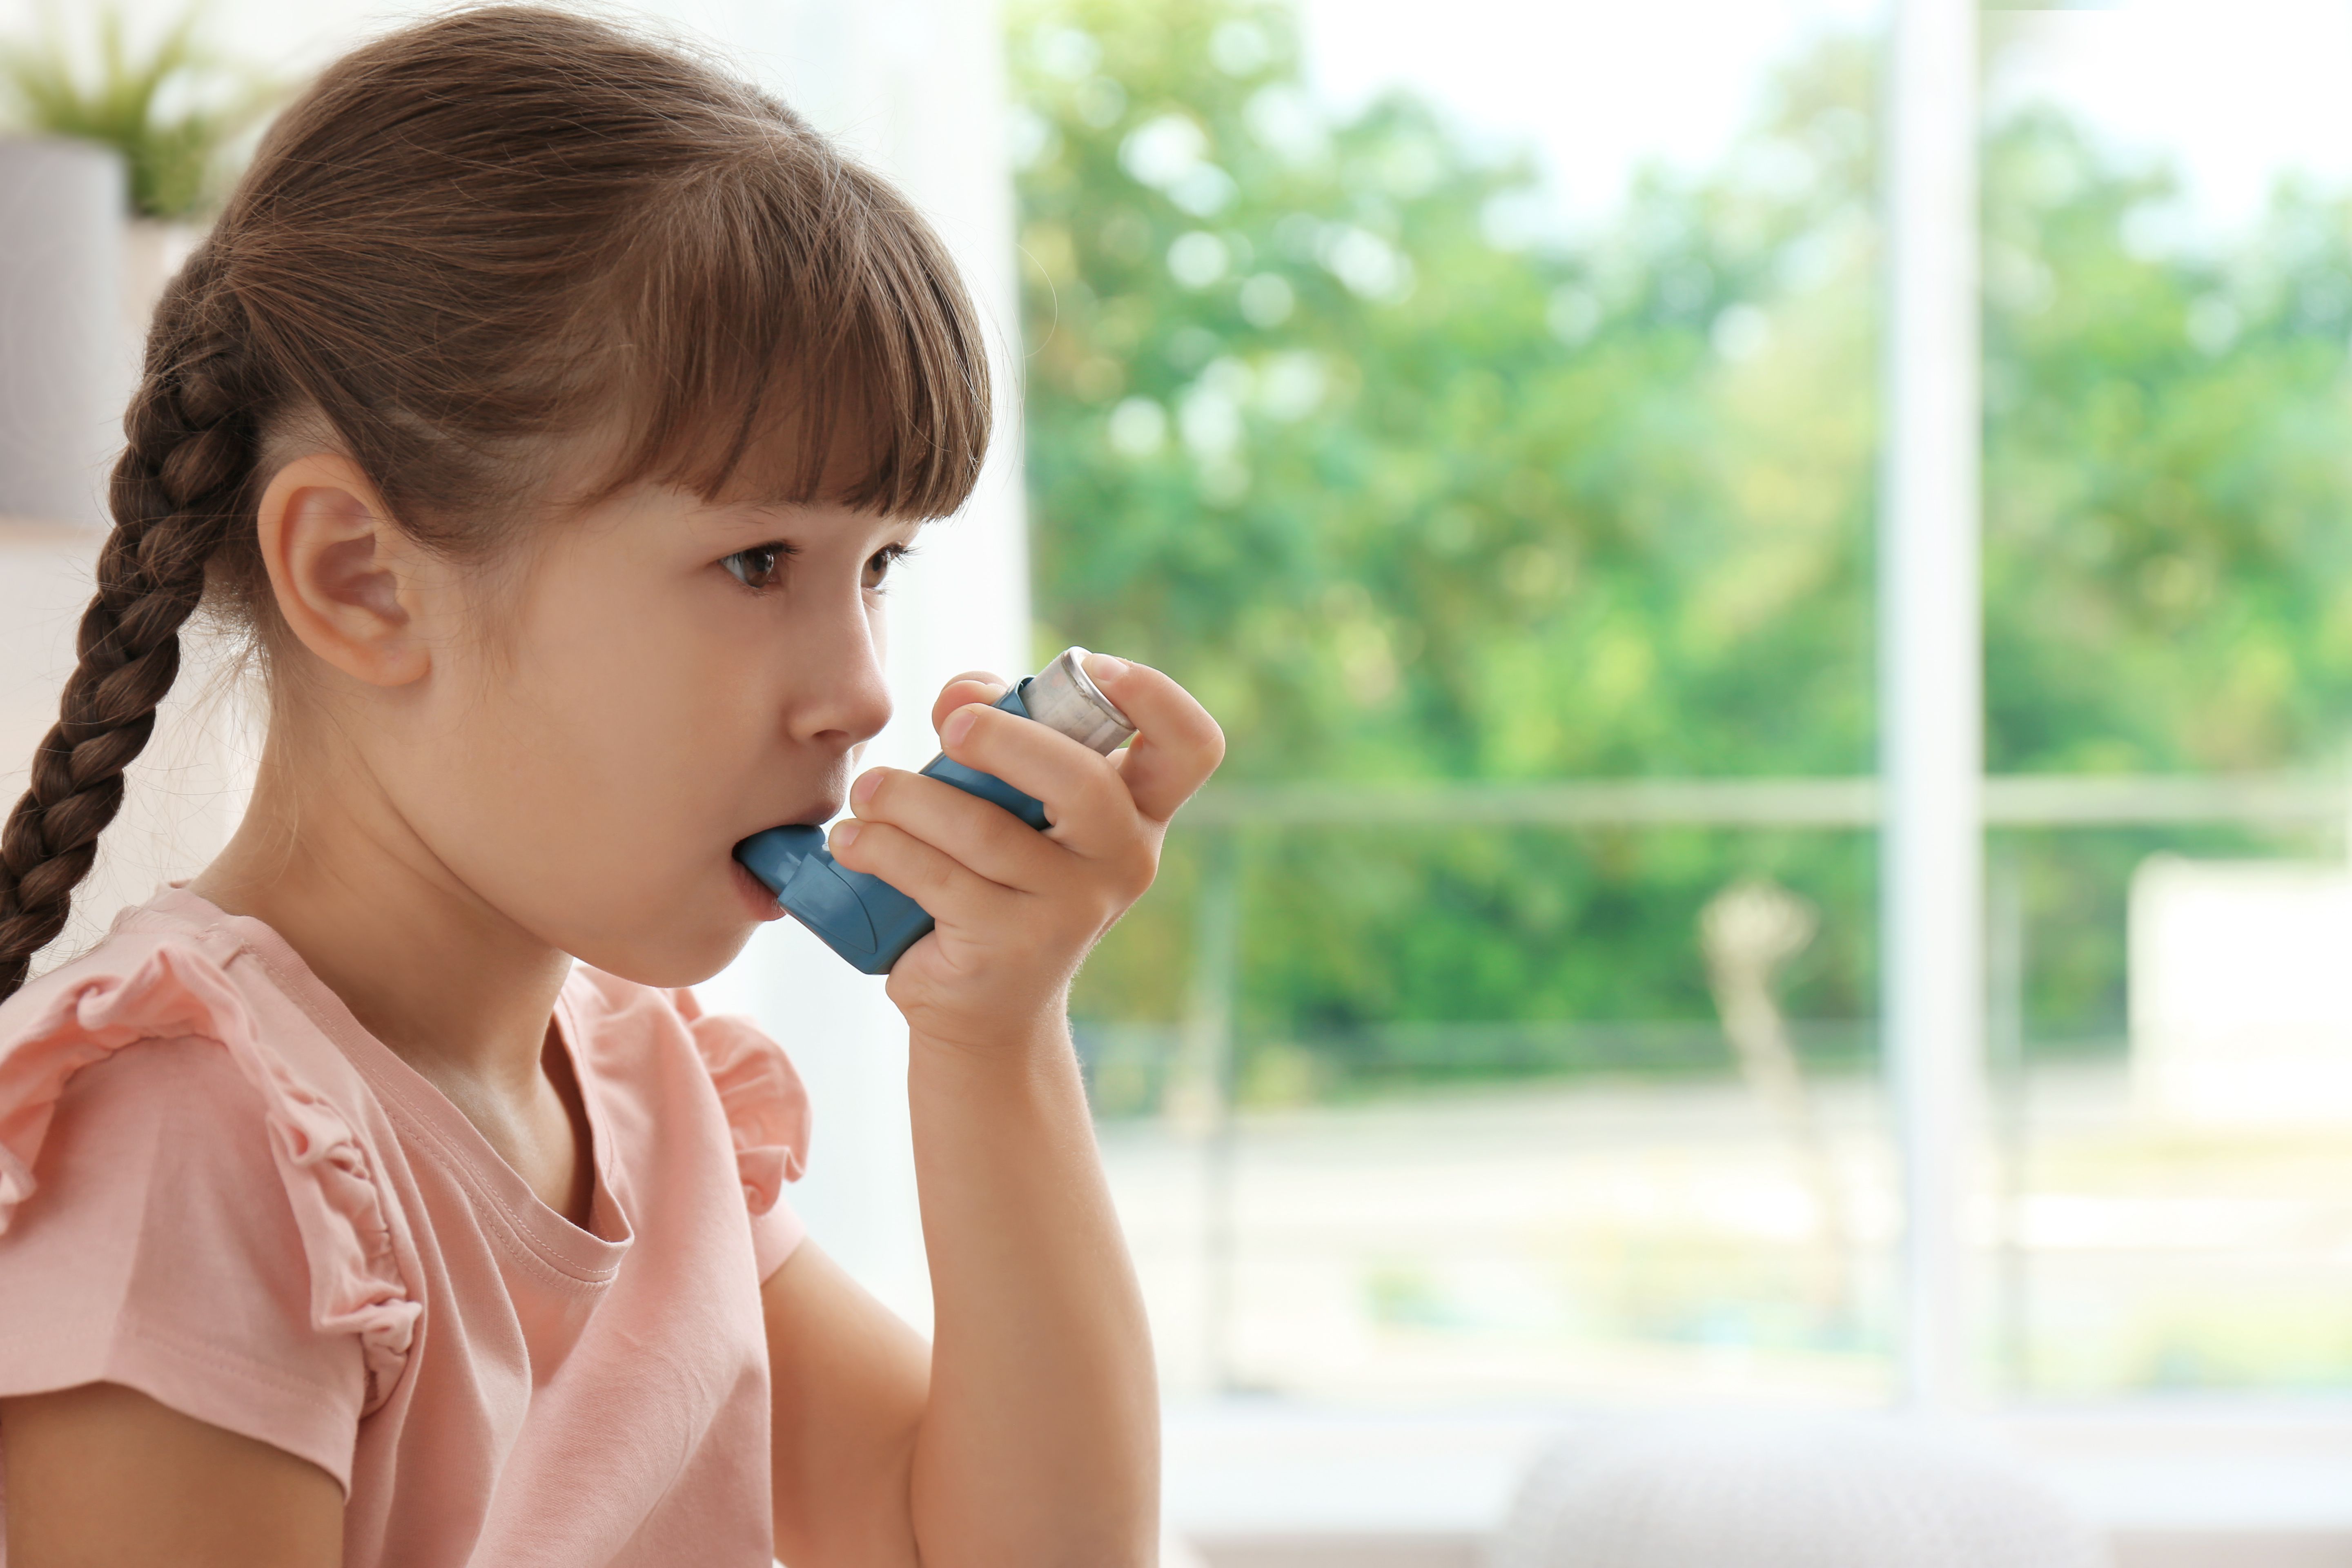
[828,655,1224,1052]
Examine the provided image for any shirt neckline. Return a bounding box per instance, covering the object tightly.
[139,884,633,1286]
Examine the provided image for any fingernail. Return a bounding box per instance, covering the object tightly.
[830,820,862,852]
[851,769,884,806]
[944,706,979,746]
[1085,652,1130,683]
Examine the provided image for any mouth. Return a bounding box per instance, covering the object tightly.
[731,855,788,921]
[740,796,844,843]
[729,798,842,922]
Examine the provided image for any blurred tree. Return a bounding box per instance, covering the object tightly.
[1017,0,1880,1081]
[1014,0,2352,1094]
[1980,105,2352,1041]
[1985,111,2352,775]
[1018,2,1877,784]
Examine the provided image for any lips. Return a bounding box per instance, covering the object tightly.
[746,795,844,839]
[728,795,841,921]
[731,856,788,920]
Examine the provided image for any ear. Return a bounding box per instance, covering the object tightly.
[254,452,431,687]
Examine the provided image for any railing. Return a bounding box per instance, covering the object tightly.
[1184,773,2352,829]
[1156,770,2350,1396]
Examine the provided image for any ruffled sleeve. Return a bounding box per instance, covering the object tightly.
[0,937,421,1419]
[668,987,810,1276]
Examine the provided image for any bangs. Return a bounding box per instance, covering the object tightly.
[587,136,992,520]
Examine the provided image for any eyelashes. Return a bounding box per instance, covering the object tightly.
[722,542,795,590]
[864,541,913,592]
[719,540,914,594]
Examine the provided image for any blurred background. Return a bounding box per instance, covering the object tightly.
[6,0,2352,1564]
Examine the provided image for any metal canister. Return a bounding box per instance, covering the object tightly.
[1018,646,1136,755]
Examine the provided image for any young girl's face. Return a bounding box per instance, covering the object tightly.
[357,481,916,986]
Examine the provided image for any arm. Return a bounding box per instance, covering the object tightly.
[760,1059,1156,1568]
[1,1383,343,1568]
[902,997,1160,1566]
[768,655,1221,1568]
[764,1242,929,1566]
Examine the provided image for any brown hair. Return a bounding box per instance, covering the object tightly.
[0,4,991,1000]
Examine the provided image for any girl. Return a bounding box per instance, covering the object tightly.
[0,7,1220,1566]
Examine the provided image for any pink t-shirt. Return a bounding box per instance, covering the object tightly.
[0,886,810,1566]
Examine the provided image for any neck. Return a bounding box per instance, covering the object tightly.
[190,728,571,1098]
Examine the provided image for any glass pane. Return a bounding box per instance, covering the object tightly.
[1984,7,2352,1396]
[1012,0,1895,1403]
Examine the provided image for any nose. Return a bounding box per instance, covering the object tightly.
[788,584,893,749]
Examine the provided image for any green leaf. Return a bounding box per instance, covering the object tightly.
[0,2,281,219]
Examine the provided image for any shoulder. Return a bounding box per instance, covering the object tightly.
[564,966,810,1212]
[0,913,421,1419]
[0,1025,375,1487]
[0,921,271,1231]
[16,1029,280,1245]
[4,1029,296,1318]
[0,927,394,1485]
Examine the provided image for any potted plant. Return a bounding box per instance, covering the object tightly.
[2,3,279,341]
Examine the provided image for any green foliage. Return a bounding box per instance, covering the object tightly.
[1,4,275,219]
[1018,3,1878,784]
[1018,0,1881,1071]
[1016,0,2352,1085]
[1977,107,2352,1039]
[1984,111,2352,776]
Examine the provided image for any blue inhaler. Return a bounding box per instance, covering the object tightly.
[733,647,1138,974]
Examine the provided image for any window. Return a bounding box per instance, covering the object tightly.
[1015,0,2352,1416]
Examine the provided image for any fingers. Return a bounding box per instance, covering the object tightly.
[929,670,1010,736]
[1080,655,1224,823]
[847,764,1066,891]
[828,815,1016,928]
[930,702,1149,863]
[884,655,1214,898]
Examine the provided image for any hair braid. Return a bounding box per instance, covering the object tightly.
[0,249,261,1000]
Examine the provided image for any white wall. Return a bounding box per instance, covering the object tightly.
[0,138,123,527]
[0,0,1027,1330]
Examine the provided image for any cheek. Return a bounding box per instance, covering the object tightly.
[403,587,761,919]
[514,599,755,827]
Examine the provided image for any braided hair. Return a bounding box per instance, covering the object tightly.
[0,4,991,1001]
[0,254,257,996]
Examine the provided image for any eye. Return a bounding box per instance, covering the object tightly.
[864,542,913,592]
[722,542,794,592]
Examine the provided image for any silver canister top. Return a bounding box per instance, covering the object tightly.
[1022,646,1136,755]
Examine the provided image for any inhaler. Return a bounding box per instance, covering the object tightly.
[734,647,1137,974]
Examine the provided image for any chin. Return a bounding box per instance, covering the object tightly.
[549,886,764,990]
